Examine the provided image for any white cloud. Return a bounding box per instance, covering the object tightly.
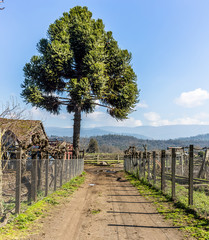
[144,112,161,122]
[175,88,209,108]
[136,102,148,108]
[144,111,209,126]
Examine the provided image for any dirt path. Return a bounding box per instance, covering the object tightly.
[30,165,186,240]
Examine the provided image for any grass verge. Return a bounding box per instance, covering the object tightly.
[126,173,209,240]
[0,173,86,240]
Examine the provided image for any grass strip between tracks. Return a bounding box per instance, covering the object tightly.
[126,173,209,240]
[0,173,86,240]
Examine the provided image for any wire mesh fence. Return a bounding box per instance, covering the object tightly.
[0,148,84,216]
[124,145,209,217]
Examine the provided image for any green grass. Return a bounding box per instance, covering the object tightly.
[91,209,101,214]
[126,173,209,240]
[0,173,86,240]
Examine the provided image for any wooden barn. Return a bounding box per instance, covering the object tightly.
[0,118,48,149]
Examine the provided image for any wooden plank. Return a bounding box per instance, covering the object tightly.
[54,158,57,191]
[31,151,37,202]
[189,145,194,205]
[45,152,49,197]
[171,148,176,200]
[65,153,68,182]
[143,152,146,179]
[161,150,166,193]
[15,147,22,214]
[148,153,150,183]
[60,156,64,187]
[153,151,156,185]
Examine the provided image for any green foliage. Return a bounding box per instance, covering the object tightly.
[21,6,139,133]
[86,138,99,153]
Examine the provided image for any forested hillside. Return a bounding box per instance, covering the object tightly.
[50,134,209,152]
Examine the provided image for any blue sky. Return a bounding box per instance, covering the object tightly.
[1,0,209,129]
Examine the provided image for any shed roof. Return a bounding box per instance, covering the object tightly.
[0,118,48,144]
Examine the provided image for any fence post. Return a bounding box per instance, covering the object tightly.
[15,147,22,214]
[69,157,72,179]
[137,152,140,179]
[161,150,166,193]
[171,148,176,200]
[143,151,146,179]
[189,145,194,205]
[31,151,37,202]
[65,152,68,182]
[54,157,57,191]
[153,151,156,185]
[147,152,151,183]
[45,152,49,197]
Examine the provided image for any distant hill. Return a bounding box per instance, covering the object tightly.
[49,134,209,152]
[98,125,209,140]
[46,125,209,140]
[45,127,149,140]
[177,133,209,141]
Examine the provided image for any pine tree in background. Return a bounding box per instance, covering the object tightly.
[87,138,99,153]
[21,6,139,156]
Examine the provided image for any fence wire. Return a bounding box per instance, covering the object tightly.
[1,149,84,216]
[124,145,209,217]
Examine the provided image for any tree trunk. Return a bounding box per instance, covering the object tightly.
[73,107,81,158]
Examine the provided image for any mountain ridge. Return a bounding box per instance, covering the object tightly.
[46,125,209,140]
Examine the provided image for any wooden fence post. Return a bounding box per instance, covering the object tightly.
[171,148,176,200]
[65,152,68,182]
[15,147,22,214]
[31,151,37,202]
[189,145,194,205]
[143,151,146,179]
[161,150,166,193]
[138,152,141,179]
[69,157,72,179]
[148,152,151,183]
[153,151,156,185]
[45,152,49,197]
[54,157,57,191]
[60,154,64,187]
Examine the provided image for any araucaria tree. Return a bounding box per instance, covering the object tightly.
[21,6,139,156]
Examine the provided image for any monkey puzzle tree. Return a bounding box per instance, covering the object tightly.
[21,6,139,156]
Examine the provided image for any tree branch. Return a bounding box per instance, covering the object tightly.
[92,102,113,109]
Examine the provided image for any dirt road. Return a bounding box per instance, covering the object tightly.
[30,165,186,240]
